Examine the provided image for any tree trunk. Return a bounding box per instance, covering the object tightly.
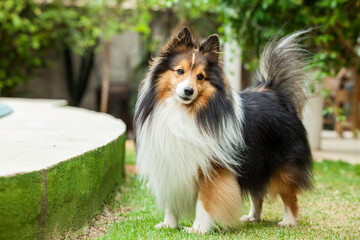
[63,44,96,106]
[353,71,360,129]
[100,40,111,113]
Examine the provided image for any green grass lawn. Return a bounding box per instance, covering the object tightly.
[96,146,360,239]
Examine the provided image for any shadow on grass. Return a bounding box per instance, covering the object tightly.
[163,220,281,235]
[220,220,280,234]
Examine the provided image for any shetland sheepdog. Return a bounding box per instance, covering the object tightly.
[134,27,313,234]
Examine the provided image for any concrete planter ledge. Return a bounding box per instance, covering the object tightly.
[0,98,126,240]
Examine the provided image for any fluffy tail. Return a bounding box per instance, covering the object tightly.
[256,30,311,119]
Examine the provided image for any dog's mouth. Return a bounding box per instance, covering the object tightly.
[175,94,193,104]
[180,96,191,101]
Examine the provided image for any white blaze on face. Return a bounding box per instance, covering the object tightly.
[176,79,190,97]
[175,78,196,104]
[174,52,198,104]
[191,53,195,71]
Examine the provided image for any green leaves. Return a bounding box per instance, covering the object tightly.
[0,0,130,91]
[220,0,360,79]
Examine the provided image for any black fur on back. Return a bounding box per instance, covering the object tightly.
[234,30,313,198]
[235,90,313,198]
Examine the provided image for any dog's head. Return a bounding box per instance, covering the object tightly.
[150,27,228,111]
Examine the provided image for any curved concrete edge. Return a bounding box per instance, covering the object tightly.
[0,97,68,108]
[0,133,126,240]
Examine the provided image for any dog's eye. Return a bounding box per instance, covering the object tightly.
[197,74,204,81]
[177,69,184,75]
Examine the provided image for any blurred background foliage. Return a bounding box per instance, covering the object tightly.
[0,0,359,93]
[220,0,360,85]
[0,0,132,92]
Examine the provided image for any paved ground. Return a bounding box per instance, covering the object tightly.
[0,98,126,177]
[313,130,360,164]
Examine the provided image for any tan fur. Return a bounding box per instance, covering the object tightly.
[253,85,268,92]
[156,71,176,101]
[280,192,298,219]
[188,78,216,112]
[199,168,242,228]
[269,168,299,218]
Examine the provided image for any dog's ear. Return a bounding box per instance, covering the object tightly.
[200,34,220,61]
[169,27,194,49]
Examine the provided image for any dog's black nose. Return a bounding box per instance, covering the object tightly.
[184,87,194,96]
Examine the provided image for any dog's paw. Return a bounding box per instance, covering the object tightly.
[240,215,260,222]
[155,222,178,229]
[183,223,211,234]
[278,220,296,227]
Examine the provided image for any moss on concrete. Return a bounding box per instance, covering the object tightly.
[0,133,126,240]
[0,172,42,240]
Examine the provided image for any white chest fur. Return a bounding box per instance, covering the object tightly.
[136,99,214,216]
[136,94,244,217]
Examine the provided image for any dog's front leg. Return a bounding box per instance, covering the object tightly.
[183,197,215,234]
[155,205,179,229]
[184,168,243,234]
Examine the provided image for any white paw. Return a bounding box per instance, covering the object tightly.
[240,215,260,222]
[155,222,178,229]
[183,223,211,234]
[278,220,296,227]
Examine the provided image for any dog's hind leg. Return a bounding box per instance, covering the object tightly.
[184,168,242,234]
[240,193,263,222]
[278,192,298,227]
[268,167,299,227]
